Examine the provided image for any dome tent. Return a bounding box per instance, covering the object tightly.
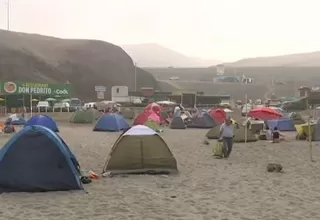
[170,116,186,129]
[206,125,220,139]
[103,125,178,175]
[144,120,163,132]
[0,125,82,193]
[134,111,160,125]
[93,113,129,132]
[69,109,96,123]
[187,112,217,129]
[233,126,258,143]
[26,115,59,132]
[266,118,296,131]
[206,125,257,142]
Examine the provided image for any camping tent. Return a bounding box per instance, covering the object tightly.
[26,115,59,132]
[187,112,217,128]
[209,109,226,124]
[69,109,96,123]
[242,118,264,134]
[206,119,238,139]
[288,112,305,125]
[206,125,220,139]
[144,120,162,132]
[170,116,186,129]
[7,114,26,125]
[266,118,296,131]
[296,120,320,141]
[103,125,178,175]
[134,111,160,125]
[93,113,129,132]
[233,126,258,143]
[0,125,82,193]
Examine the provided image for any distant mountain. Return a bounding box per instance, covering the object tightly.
[0,30,157,100]
[226,51,320,67]
[121,43,221,67]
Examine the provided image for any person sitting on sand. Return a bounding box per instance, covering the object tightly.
[266,126,272,141]
[3,121,15,134]
[272,127,285,143]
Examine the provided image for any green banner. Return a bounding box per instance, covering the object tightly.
[1,81,72,96]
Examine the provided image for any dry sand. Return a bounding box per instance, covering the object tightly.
[0,124,320,220]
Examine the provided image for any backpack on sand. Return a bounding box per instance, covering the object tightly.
[213,141,223,157]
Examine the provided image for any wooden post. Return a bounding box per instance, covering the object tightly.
[245,94,248,144]
[307,99,313,162]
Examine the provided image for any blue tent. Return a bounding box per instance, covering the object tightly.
[93,113,129,132]
[0,125,83,193]
[267,118,296,131]
[26,115,59,132]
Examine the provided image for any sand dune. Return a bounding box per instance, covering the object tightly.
[0,124,320,219]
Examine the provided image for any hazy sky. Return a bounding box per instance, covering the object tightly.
[0,0,319,61]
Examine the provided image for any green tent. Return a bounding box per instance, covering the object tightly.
[234,126,258,143]
[144,120,163,132]
[103,125,177,175]
[69,110,96,123]
[206,125,220,139]
[206,125,257,142]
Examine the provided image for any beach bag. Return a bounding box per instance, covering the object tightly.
[213,141,223,157]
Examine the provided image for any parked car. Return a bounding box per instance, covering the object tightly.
[69,98,82,112]
[53,102,70,112]
[37,101,50,112]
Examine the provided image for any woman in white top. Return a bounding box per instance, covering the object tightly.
[265,126,272,141]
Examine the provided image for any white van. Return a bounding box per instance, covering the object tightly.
[84,102,96,109]
[241,103,253,116]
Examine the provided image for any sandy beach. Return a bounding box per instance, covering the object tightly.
[0,124,320,220]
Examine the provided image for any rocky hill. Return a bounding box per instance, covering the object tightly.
[0,30,157,100]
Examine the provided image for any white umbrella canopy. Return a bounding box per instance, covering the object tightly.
[45,98,56,101]
[223,108,233,113]
[156,101,176,105]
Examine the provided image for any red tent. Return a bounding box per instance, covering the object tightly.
[145,102,161,113]
[134,111,160,125]
[209,108,226,124]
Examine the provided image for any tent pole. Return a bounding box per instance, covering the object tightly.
[30,94,33,117]
[307,99,313,162]
[244,94,248,145]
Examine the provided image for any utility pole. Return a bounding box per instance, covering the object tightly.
[6,0,10,31]
[134,62,137,91]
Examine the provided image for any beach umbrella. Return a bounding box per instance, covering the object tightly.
[209,108,226,124]
[45,98,56,101]
[31,98,39,101]
[156,101,176,105]
[248,107,282,120]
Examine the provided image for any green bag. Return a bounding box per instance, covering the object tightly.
[213,141,223,157]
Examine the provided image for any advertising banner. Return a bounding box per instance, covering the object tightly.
[1,81,72,96]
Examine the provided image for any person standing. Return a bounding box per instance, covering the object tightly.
[219,117,235,158]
